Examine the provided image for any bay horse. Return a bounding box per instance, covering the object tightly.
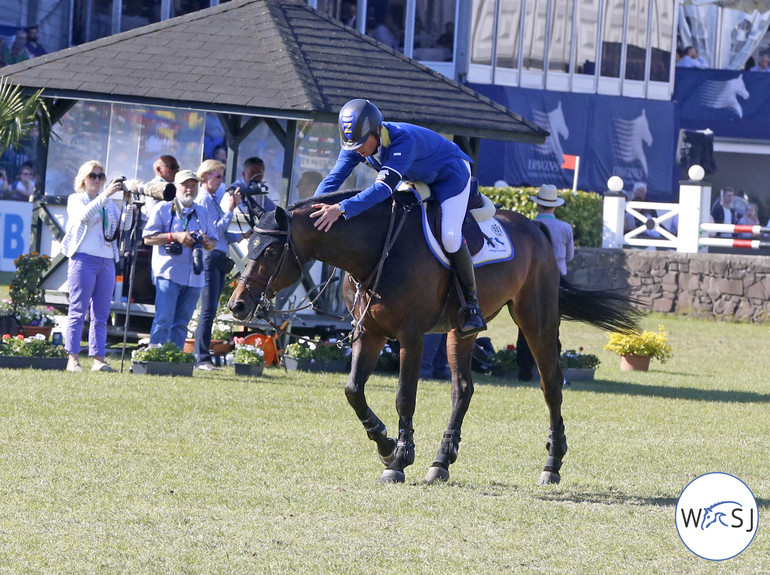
[229,189,639,484]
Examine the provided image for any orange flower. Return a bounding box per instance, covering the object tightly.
[16,334,24,340]
[2,334,11,340]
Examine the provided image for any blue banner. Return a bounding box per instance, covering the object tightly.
[674,68,770,139]
[0,200,33,272]
[467,84,679,201]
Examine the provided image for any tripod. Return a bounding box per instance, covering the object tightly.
[119,200,145,373]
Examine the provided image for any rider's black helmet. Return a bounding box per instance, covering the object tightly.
[338,99,383,151]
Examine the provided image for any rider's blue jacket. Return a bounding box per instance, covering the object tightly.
[314,121,472,219]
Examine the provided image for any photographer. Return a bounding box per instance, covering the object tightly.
[193,160,253,371]
[231,156,276,215]
[142,170,217,350]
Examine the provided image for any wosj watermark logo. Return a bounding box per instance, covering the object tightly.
[676,472,758,561]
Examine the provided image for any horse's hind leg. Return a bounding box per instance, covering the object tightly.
[345,332,396,466]
[511,297,567,485]
[425,330,475,483]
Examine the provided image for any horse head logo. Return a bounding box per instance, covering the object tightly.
[700,75,749,118]
[616,109,653,175]
[701,501,741,530]
[533,102,569,161]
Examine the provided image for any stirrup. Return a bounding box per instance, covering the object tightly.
[457,304,486,338]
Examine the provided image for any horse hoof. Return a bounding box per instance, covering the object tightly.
[538,470,561,485]
[379,469,405,484]
[424,466,449,483]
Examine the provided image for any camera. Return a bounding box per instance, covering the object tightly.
[189,231,205,275]
[226,179,269,197]
[120,177,176,202]
[164,241,183,256]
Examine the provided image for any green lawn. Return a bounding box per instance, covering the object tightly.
[0,314,768,574]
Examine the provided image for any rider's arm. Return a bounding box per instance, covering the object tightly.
[314,150,362,196]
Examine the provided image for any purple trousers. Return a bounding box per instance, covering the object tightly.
[66,252,115,357]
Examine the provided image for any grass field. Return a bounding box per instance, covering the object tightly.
[0,313,768,574]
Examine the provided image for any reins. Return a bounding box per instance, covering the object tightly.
[240,196,417,348]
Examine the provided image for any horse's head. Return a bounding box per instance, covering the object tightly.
[228,206,303,321]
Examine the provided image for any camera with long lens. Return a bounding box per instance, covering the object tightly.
[120,177,176,202]
[189,231,205,275]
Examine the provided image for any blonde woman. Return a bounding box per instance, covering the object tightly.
[61,161,131,372]
[192,159,252,370]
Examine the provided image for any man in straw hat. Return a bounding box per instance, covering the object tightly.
[517,184,574,382]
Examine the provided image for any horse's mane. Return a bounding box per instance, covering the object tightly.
[288,189,362,212]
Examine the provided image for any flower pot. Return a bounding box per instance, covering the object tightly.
[0,356,67,370]
[131,361,194,377]
[183,338,195,353]
[562,367,596,381]
[283,357,348,373]
[210,340,233,355]
[620,354,651,372]
[234,363,264,377]
[20,325,52,339]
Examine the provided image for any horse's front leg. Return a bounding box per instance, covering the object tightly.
[379,334,422,483]
[425,331,475,483]
[345,332,396,466]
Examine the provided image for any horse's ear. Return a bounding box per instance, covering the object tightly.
[274,206,291,231]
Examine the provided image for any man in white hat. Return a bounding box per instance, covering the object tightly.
[517,184,574,382]
[143,169,217,349]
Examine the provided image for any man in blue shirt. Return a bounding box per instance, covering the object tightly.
[143,170,218,349]
[310,99,485,337]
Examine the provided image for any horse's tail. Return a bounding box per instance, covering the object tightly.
[558,276,642,334]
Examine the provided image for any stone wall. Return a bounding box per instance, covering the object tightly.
[566,248,770,323]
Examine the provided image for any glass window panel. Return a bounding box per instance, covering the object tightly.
[522,0,549,72]
[601,0,625,78]
[239,122,287,208]
[366,0,406,51]
[494,0,522,69]
[171,0,212,18]
[548,0,575,72]
[414,0,457,62]
[72,0,113,45]
[625,0,648,80]
[575,0,600,74]
[649,0,673,81]
[122,0,162,32]
[470,0,496,66]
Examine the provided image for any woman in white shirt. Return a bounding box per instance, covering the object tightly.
[61,161,130,372]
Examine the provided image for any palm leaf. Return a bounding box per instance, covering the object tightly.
[0,76,51,155]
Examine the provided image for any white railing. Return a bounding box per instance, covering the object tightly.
[602,177,712,253]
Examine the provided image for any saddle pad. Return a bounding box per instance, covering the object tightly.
[420,203,514,269]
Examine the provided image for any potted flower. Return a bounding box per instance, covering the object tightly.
[131,342,195,376]
[0,333,67,370]
[559,347,600,380]
[232,337,265,376]
[605,325,673,371]
[283,337,350,372]
[210,322,234,355]
[490,344,518,378]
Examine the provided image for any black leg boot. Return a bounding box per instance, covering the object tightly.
[447,242,487,338]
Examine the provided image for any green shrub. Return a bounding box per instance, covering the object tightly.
[480,186,603,247]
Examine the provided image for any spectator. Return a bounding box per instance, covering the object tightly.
[627,182,663,239]
[370,13,398,49]
[711,186,738,225]
[142,169,218,350]
[10,162,35,201]
[193,160,253,371]
[2,29,31,65]
[750,54,770,72]
[677,46,707,69]
[516,184,574,382]
[0,168,11,199]
[420,333,450,380]
[230,156,276,213]
[25,25,47,58]
[296,170,323,200]
[436,21,455,51]
[152,154,179,183]
[212,144,227,164]
[61,161,132,372]
[736,202,760,238]
[341,1,357,28]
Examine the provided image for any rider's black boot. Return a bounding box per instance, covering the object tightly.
[447,242,487,338]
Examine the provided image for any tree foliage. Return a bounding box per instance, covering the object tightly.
[0,76,50,156]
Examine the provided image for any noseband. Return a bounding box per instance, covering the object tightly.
[237,223,301,321]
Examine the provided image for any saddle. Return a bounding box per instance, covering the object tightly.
[395,178,497,257]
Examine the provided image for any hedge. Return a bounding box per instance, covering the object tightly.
[480,186,603,248]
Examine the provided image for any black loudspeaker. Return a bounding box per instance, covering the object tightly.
[677,129,716,180]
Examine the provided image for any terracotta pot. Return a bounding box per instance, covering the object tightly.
[210,339,233,355]
[183,338,195,353]
[620,354,651,372]
[20,325,52,339]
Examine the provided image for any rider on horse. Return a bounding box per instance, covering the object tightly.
[309,98,486,337]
